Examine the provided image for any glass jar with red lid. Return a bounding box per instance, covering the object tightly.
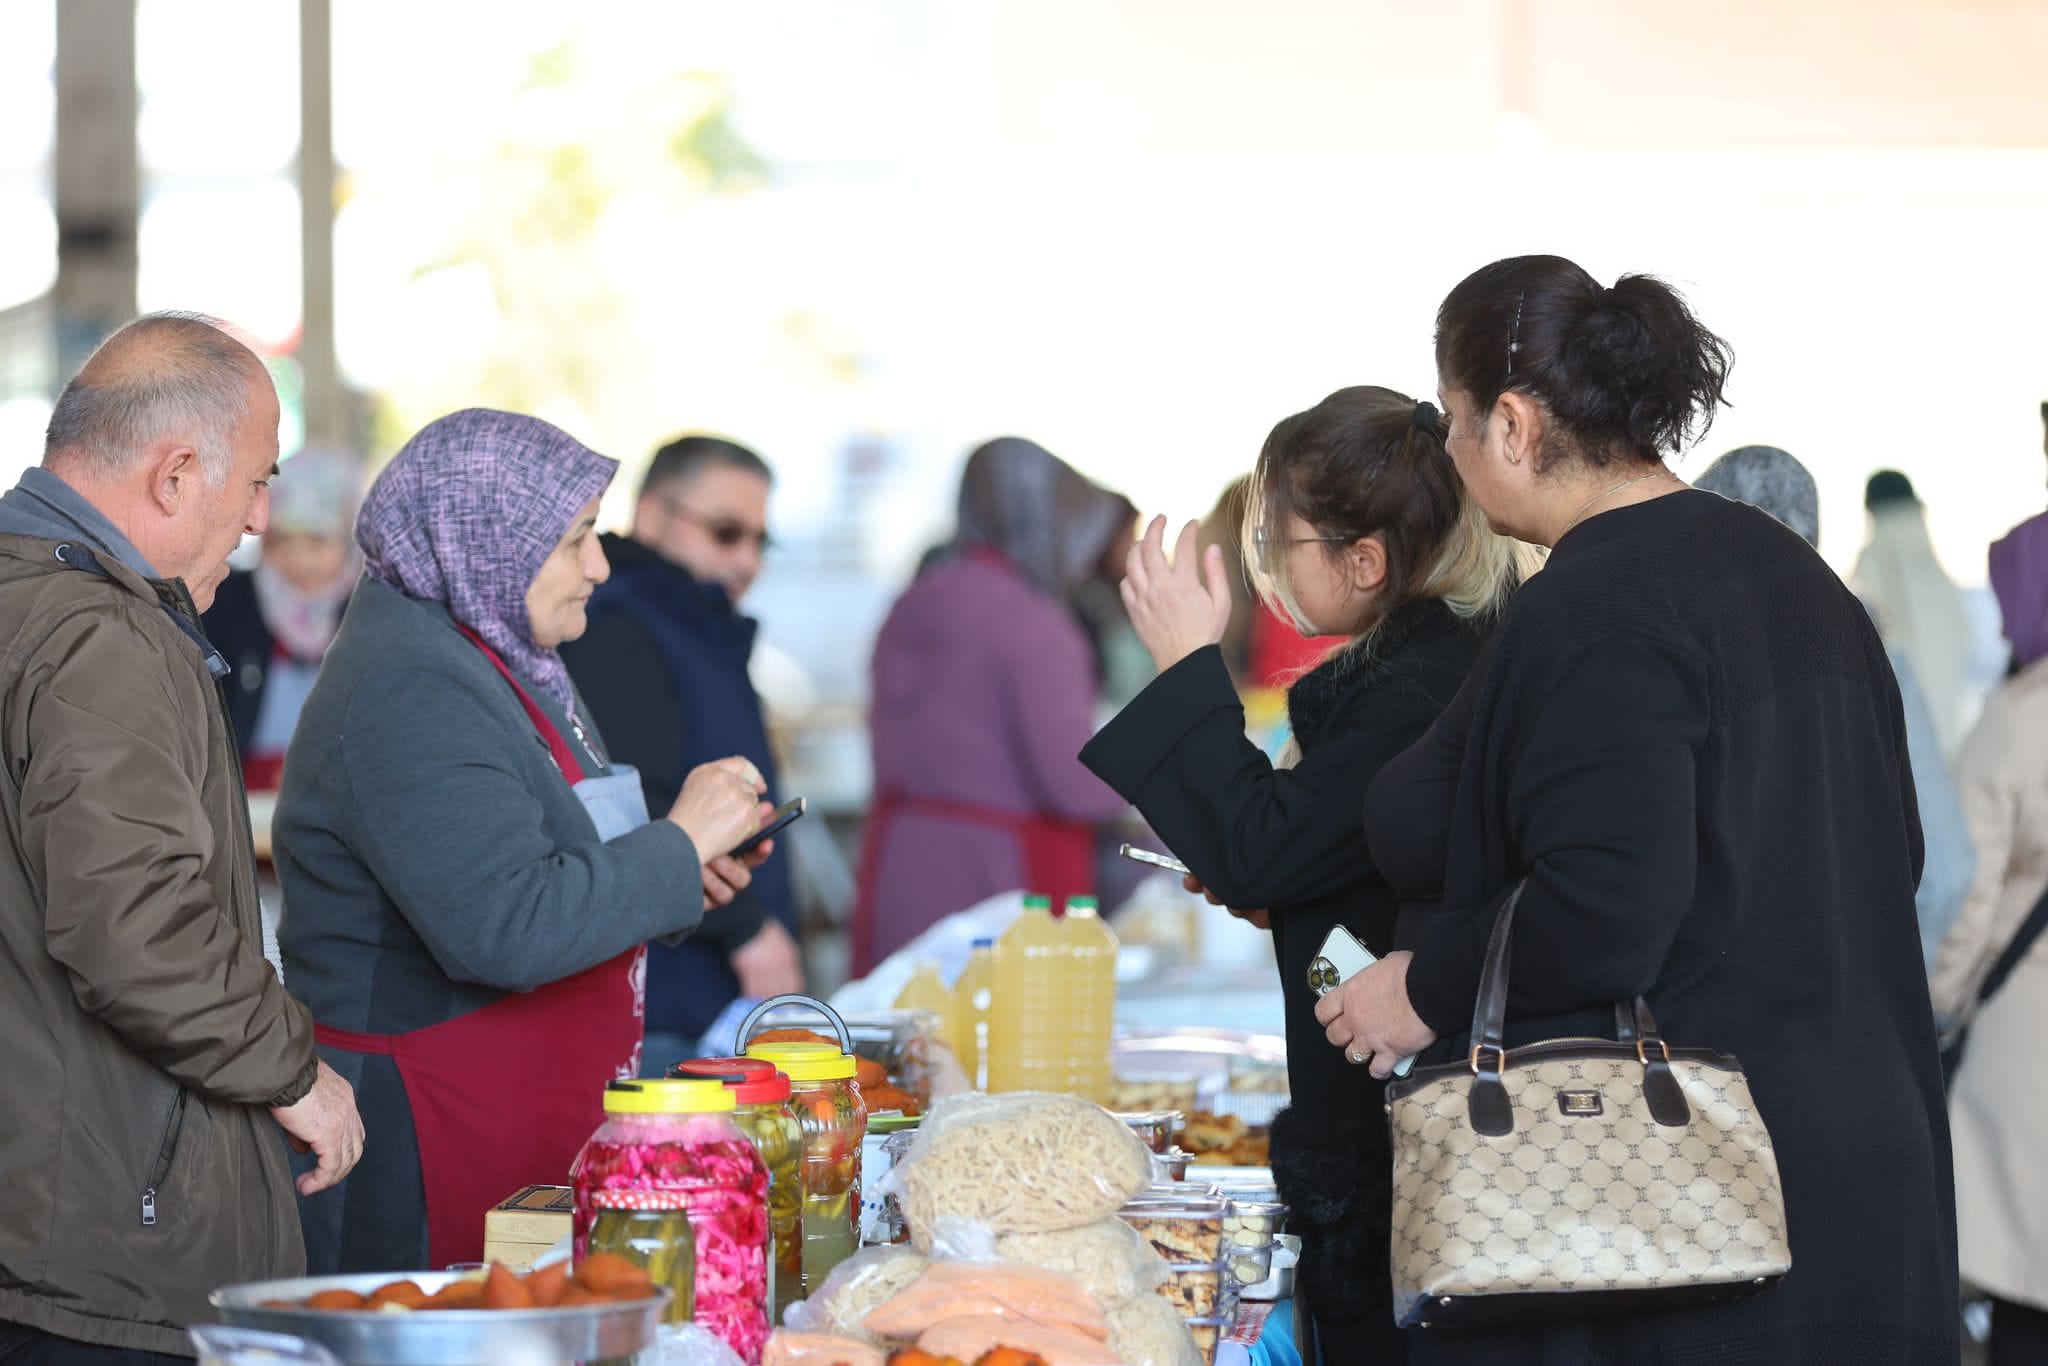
[671,1057,804,1323]
[570,1078,770,1363]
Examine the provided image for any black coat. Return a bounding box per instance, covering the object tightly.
[201,570,278,758]
[1366,490,1959,1365]
[560,535,796,1041]
[1081,598,1485,1360]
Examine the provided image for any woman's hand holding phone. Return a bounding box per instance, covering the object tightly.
[1181,871,1270,930]
[670,757,768,905]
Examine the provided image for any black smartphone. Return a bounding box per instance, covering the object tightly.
[728,796,806,858]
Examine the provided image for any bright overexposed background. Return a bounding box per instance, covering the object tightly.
[3,0,2046,707]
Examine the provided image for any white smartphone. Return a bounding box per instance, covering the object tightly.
[1309,925,1415,1078]
[1118,842,1191,876]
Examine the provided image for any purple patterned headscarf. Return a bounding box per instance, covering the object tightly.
[1990,511,2048,670]
[357,409,617,707]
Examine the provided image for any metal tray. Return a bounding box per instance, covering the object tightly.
[210,1270,669,1365]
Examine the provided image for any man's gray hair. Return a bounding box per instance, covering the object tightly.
[43,311,265,487]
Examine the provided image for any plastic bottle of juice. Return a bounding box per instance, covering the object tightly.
[891,960,960,1063]
[987,895,1073,1094]
[952,938,998,1090]
[1058,896,1119,1104]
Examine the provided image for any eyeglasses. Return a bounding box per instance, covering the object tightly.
[1252,527,1352,554]
[661,498,774,552]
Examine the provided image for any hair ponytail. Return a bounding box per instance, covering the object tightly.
[1435,255,1733,470]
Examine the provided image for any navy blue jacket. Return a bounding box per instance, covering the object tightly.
[562,534,796,1039]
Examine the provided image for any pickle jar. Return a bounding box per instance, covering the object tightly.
[673,1057,804,1325]
[744,1041,867,1293]
[569,1079,770,1364]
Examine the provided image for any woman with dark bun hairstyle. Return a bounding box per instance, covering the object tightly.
[1321,256,1960,1363]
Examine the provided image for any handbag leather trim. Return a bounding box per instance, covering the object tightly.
[1405,1272,1789,1330]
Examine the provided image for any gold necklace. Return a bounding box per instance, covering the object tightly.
[1560,468,1673,538]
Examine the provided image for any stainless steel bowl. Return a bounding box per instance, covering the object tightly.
[210,1270,669,1365]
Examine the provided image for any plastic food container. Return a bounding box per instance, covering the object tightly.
[844,1010,939,1108]
[1120,1201,1225,1264]
[858,1116,922,1246]
[570,1079,769,1362]
[1184,1307,1234,1366]
[1157,1147,1193,1182]
[1156,1260,1227,1316]
[1225,1242,1274,1289]
[1223,1199,1286,1250]
[671,1057,804,1328]
[1116,1110,1185,1155]
[1237,1233,1298,1301]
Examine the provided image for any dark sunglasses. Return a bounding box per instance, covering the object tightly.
[663,499,773,552]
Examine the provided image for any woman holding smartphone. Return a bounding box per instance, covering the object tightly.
[1325,257,1958,1362]
[1080,386,1519,1361]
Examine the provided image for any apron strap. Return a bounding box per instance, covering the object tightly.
[452,624,585,784]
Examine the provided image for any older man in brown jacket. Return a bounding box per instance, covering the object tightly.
[0,313,363,1362]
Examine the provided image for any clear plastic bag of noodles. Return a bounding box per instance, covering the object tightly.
[1107,1291,1205,1366]
[885,1092,1154,1247]
[988,1218,1172,1311]
[779,1244,926,1343]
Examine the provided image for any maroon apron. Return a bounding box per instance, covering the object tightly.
[850,790,1094,975]
[314,627,646,1269]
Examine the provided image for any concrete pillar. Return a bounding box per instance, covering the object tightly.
[298,0,347,449]
[52,0,138,378]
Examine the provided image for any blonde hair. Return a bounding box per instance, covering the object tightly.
[1244,385,1522,673]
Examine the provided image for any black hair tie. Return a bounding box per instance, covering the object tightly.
[1411,400,1440,434]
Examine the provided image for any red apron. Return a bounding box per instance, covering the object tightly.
[314,627,646,1270]
[850,790,1094,975]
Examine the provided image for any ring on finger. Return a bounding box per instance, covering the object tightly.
[1347,1047,1368,1066]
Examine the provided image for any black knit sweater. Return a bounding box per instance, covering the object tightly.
[1365,489,1959,1365]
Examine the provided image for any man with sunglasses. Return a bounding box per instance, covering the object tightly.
[564,435,801,1066]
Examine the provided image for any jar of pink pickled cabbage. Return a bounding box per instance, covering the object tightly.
[570,1079,770,1364]
[670,1057,804,1325]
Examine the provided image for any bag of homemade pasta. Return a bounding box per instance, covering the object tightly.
[992,1219,1172,1311]
[780,1245,926,1342]
[1107,1292,1204,1366]
[888,1092,1153,1244]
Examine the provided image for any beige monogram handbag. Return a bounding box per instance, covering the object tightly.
[1385,883,1792,1328]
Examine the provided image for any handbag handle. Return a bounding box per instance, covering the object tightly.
[1464,881,1692,1136]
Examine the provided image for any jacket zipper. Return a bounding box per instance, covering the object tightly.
[141,1088,188,1226]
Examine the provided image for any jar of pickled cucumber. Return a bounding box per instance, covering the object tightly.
[743,1041,866,1294]
[570,1079,770,1364]
[672,1057,804,1325]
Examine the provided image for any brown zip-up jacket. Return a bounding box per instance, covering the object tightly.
[0,532,318,1355]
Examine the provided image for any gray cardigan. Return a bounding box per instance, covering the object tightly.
[275,576,705,1033]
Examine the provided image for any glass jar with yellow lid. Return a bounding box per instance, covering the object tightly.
[742,1040,866,1291]
[671,1056,804,1324]
[569,1078,769,1361]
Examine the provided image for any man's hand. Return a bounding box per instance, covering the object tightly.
[1122,516,1234,673]
[733,919,804,998]
[270,1060,365,1197]
[1312,950,1438,1080]
[1181,872,1269,930]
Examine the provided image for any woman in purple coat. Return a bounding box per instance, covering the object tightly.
[852,438,1132,972]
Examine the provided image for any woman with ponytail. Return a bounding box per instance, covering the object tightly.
[1082,385,1519,1361]
[1324,256,1959,1362]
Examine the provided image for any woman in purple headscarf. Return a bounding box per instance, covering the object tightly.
[274,409,773,1274]
[1931,510,2048,1362]
[851,437,1132,972]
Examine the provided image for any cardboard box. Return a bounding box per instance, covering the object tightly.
[483,1184,573,1271]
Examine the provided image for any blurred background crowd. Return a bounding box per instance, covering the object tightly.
[4,1,2048,1353]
